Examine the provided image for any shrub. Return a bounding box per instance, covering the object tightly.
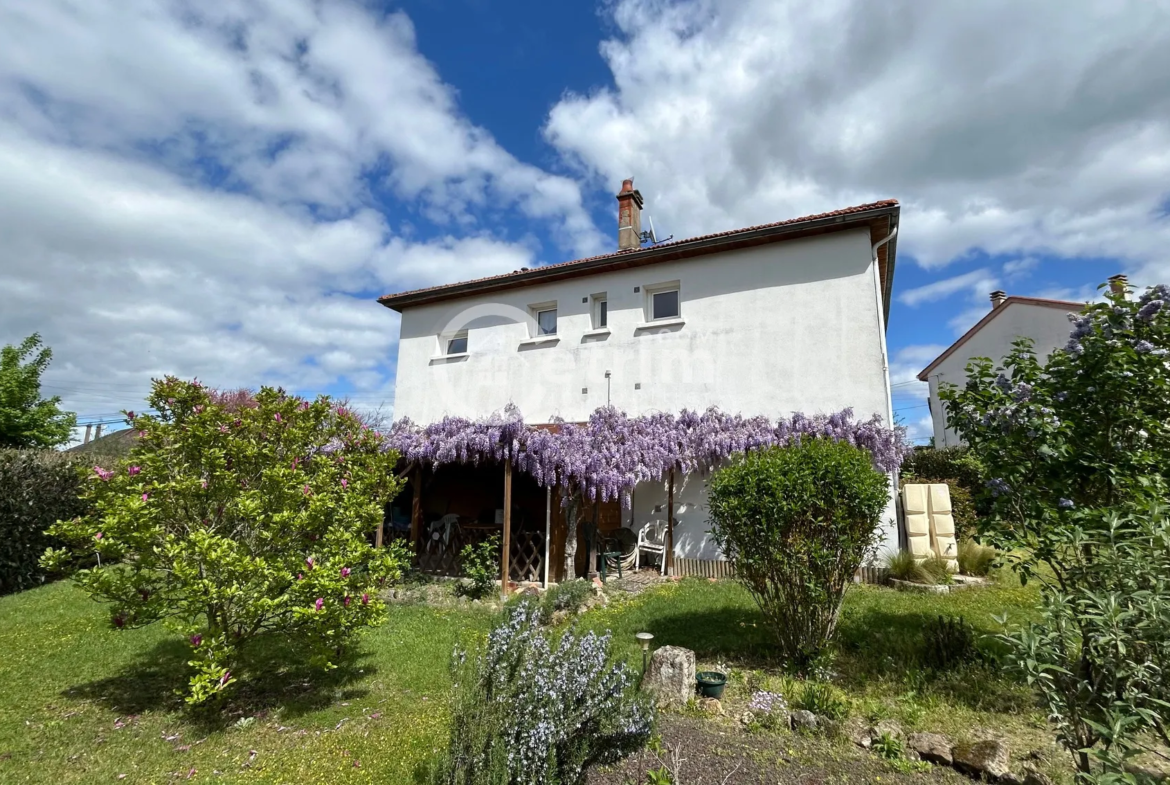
[41,377,408,704]
[434,603,653,785]
[885,550,930,584]
[746,691,789,730]
[538,579,596,624]
[709,439,890,668]
[920,555,954,585]
[921,615,979,670]
[900,447,985,494]
[0,449,89,595]
[795,681,850,721]
[456,535,499,600]
[871,732,905,761]
[956,540,996,577]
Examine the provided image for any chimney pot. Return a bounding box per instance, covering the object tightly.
[1108,274,1129,296]
[84,424,92,444]
[615,178,644,251]
[990,290,1007,308]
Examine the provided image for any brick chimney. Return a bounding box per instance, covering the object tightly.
[990,290,1007,309]
[1109,274,1129,296]
[616,178,644,250]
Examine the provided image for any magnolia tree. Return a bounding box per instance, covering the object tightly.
[42,378,408,704]
[942,283,1170,778]
[385,404,907,577]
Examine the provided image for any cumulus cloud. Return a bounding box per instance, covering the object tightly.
[546,0,1170,273]
[0,0,600,427]
[899,269,998,307]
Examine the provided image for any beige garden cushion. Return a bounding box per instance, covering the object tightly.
[901,483,958,571]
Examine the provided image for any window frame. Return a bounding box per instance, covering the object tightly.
[445,331,468,355]
[591,293,609,330]
[644,282,681,322]
[527,300,559,339]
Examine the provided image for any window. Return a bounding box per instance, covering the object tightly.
[446,332,468,355]
[651,289,679,320]
[591,293,608,330]
[537,308,557,335]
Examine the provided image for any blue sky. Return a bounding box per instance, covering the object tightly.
[1,0,1168,444]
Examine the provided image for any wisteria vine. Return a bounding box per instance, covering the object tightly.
[384,404,908,507]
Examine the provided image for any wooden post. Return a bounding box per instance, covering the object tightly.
[410,465,423,559]
[587,500,600,579]
[501,458,512,595]
[543,486,551,589]
[666,470,675,576]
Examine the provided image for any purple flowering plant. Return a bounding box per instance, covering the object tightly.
[41,376,409,705]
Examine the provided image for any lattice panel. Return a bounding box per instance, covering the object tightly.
[418,525,467,577]
[509,530,544,583]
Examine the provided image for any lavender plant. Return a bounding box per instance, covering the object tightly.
[435,603,654,785]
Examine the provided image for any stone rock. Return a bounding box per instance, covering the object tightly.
[952,739,1011,781]
[906,732,953,766]
[791,709,818,731]
[998,774,1023,785]
[738,711,755,727]
[1021,765,1055,785]
[698,697,723,716]
[872,719,904,741]
[641,646,696,709]
[843,718,873,749]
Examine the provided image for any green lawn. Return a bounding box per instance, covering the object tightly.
[0,575,1048,783]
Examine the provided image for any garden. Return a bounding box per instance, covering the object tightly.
[3,279,1170,784]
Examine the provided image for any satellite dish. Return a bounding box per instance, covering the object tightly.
[647,214,658,244]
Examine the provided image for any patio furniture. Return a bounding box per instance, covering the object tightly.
[634,520,669,575]
[596,534,625,582]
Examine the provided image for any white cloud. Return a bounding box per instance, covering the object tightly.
[546,0,1170,277]
[1003,257,1039,278]
[899,269,998,307]
[0,0,603,427]
[889,344,946,401]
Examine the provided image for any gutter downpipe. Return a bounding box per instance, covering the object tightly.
[871,224,900,553]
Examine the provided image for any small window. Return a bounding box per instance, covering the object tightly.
[537,308,557,335]
[651,289,679,320]
[591,293,608,329]
[446,332,468,355]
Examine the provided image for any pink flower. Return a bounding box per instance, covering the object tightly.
[93,466,113,481]
[194,405,204,414]
[303,485,311,496]
[274,413,282,422]
[139,430,147,437]
[142,493,149,502]
[291,458,299,470]
[190,634,202,647]
[218,425,229,434]
[306,557,315,570]
[340,478,348,489]
[201,480,208,490]
[340,567,351,578]
[300,402,310,411]
[344,595,351,607]
[297,573,303,581]
[219,670,231,686]
[315,598,324,611]
[128,466,141,476]
[361,593,369,606]
[95,532,103,541]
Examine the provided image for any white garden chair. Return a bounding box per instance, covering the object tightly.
[634,520,669,575]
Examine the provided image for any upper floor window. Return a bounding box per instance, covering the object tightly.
[592,293,608,329]
[446,331,468,355]
[650,287,680,321]
[535,306,557,336]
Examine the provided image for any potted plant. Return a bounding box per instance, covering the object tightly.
[696,670,727,699]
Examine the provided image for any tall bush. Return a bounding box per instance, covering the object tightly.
[0,449,88,595]
[434,603,653,785]
[41,377,408,704]
[708,439,890,668]
[942,282,1170,778]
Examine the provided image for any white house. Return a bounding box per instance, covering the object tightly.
[917,289,1091,447]
[378,181,901,579]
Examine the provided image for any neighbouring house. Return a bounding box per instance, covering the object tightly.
[916,282,1121,447]
[377,180,902,583]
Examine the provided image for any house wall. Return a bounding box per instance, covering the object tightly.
[392,227,899,558]
[926,302,1077,447]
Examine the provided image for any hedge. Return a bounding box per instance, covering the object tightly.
[0,449,90,595]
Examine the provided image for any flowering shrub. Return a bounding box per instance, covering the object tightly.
[709,440,890,668]
[41,377,408,704]
[941,282,1170,779]
[434,603,653,785]
[747,690,789,730]
[456,535,499,600]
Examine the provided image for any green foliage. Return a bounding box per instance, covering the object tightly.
[903,477,978,539]
[921,615,979,670]
[0,334,77,449]
[997,506,1170,779]
[900,446,986,494]
[40,377,408,704]
[645,768,672,785]
[708,439,890,669]
[920,555,954,585]
[885,549,930,584]
[871,732,904,761]
[538,579,595,624]
[456,535,499,600]
[944,282,1170,778]
[957,540,997,577]
[0,449,89,595]
[434,604,653,785]
[796,681,850,721]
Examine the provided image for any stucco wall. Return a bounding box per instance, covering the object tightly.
[926,302,1078,446]
[391,227,900,558]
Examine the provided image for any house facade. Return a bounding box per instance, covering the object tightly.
[379,182,901,577]
[917,290,1087,447]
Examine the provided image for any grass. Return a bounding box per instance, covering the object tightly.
[0,573,1049,783]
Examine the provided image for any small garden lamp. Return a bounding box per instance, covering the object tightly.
[636,632,654,672]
